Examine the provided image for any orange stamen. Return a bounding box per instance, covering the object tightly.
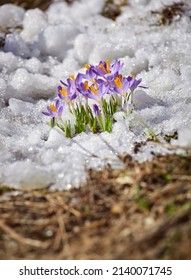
[90,85,98,95]
[105,60,110,73]
[114,77,123,89]
[49,104,57,112]
[84,81,90,90]
[59,87,68,98]
[98,64,107,74]
[70,75,75,81]
[98,60,111,74]
[84,64,90,70]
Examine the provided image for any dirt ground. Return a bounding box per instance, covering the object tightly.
[0,152,191,260]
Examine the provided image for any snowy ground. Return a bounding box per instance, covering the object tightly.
[0,0,191,190]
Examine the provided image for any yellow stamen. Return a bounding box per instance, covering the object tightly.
[98,60,111,74]
[131,74,135,78]
[84,81,90,90]
[49,104,57,112]
[70,75,75,81]
[84,64,90,70]
[59,87,68,98]
[114,77,123,89]
[105,60,110,73]
[90,85,98,95]
[98,64,107,74]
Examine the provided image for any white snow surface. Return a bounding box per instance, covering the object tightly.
[0,0,191,190]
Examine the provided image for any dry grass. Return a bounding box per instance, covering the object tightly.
[151,2,189,26]
[0,153,191,260]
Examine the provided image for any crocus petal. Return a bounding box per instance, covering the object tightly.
[42,111,51,116]
[57,85,62,92]
[60,80,67,87]
[86,92,98,100]
[58,106,64,116]
[70,92,77,100]
[75,73,84,85]
[134,78,142,88]
[47,109,57,117]
[127,76,135,87]
[55,99,60,110]
[111,60,124,74]
[58,93,64,99]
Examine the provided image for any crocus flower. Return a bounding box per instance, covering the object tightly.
[67,76,78,98]
[127,75,142,91]
[93,60,111,77]
[42,59,147,137]
[77,80,91,98]
[58,77,77,101]
[86,80,110,101]
[42,99,65,118]
[126,75,148,104]
[93,59,124,82]
[113,74,131,95]
[83,64,97,80]
[128,75,148,90]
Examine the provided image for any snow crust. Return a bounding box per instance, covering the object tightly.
[0,0,191,190]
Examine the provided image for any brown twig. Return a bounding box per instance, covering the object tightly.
[0,220,50,249]
[46,195,73,258]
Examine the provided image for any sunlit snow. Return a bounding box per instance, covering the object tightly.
[0,0,191,190]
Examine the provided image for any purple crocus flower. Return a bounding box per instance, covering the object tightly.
[77,80,91,98]
[42,99,65,118]
[127,75,148,90]
[113,74,131,95]
[125,75,148,104]
[93,59,124,82]
[83,64,97,80]
[58,76,77,101]
[127,76,142,91]
[67,76,78,99]
[86,80,110,101]
[93,60,111,77]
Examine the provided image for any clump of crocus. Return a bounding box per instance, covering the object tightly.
[42,59,146,137]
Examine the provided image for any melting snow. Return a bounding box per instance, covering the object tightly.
[0,0,191,190]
